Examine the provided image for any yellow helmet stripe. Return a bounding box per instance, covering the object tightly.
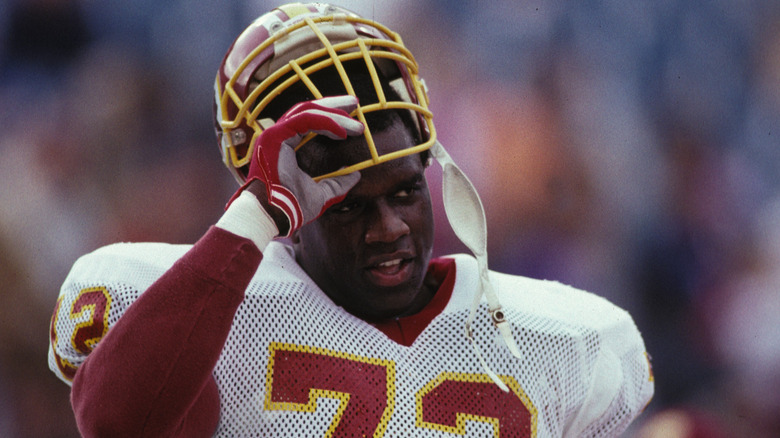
[276,3,312,19]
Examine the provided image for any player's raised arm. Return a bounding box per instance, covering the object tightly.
[66,226,261,437]
[54,98,363,437]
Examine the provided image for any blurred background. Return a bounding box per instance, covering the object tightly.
[1,0,779,436]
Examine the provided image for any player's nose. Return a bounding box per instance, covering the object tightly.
[364,200,410,244]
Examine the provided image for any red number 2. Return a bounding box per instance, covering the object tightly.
[417,372,537,437]
[70,287,112,354]
[49,287,113,382]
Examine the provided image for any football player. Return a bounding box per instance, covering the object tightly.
[49,3,654,437]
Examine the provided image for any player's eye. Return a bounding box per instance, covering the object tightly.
[394,183,421,199]
[332,200,360,214]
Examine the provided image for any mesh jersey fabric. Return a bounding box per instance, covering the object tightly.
[49,239,653,437]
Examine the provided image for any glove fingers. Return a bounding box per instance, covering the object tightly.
[319,170,361,199]
[295,95,359,113]
[277,146,361,222]
[279,108,361,142]
[317,171,362,213]
[308,95,363,136]
[281,95,363,137]
[298,109,364,138]
[239,95,365,234]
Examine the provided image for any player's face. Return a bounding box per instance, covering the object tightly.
[293,119,435,321]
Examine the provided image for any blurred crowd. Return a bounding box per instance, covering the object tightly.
[1,0,779,437]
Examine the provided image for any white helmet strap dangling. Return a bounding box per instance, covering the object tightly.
[429,140,522,392]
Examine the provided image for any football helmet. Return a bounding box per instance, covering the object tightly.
[214,2,435,184]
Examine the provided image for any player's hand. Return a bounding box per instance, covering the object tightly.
[233,95,363,236]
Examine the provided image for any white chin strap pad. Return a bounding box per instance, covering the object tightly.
[430,141,522,392]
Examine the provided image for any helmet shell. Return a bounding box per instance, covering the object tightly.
[214,2,435,183]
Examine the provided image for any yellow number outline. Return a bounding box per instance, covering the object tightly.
[265,342,396,438]
[415,372,538,437]
[69,286,113,354]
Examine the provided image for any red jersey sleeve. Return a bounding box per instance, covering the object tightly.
[71,227,262,438]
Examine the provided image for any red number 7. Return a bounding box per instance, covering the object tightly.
[264,343,395,438]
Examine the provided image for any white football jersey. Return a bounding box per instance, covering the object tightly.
[49,240,653,437]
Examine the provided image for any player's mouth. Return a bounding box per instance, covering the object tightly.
[364,253,415,287]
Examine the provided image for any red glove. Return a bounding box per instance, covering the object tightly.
[234,95,363,236]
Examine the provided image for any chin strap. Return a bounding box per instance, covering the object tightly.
[429,141,522,392]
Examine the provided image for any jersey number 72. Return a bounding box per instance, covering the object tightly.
[265,342,537,437]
